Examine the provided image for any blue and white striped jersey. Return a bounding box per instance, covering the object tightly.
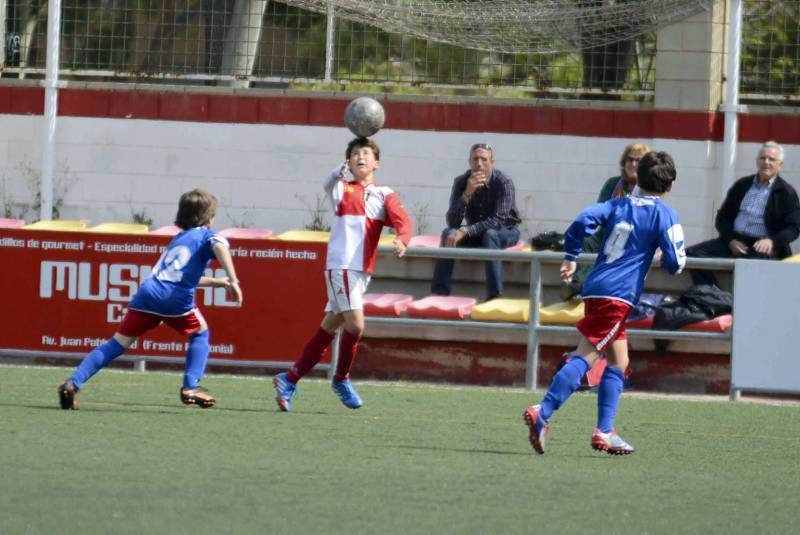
[128,227,229,316]
[564,194,686,306]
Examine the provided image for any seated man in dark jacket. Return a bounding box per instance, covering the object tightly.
[687,141,800,286]
[431,143,521,300]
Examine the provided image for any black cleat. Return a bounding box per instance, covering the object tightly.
[180,386,216,408]
[58,381,78,410]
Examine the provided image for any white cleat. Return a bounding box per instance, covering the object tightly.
[591,428,635,455]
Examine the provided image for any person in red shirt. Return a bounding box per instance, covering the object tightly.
[273,137,413,412]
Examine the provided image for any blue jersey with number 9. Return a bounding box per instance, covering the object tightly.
[564,194,686,305]
[128,227,229,316]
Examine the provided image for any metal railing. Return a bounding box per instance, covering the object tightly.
[368,246,735,390]
[0,244,734,389]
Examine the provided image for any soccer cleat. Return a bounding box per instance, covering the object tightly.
[523,405,549,454]
[57,381,78,410]
[180,386,216,408]
[331,379,363,409]
[273,372,296,412]
[591,428,635,455]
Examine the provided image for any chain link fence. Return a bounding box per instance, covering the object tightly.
[0,1,654,98]
[741,0,800,102]
[0,1,797,103]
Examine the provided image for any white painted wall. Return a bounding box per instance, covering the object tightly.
[1,114,799,250]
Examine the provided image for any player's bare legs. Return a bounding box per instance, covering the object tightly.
[572,337,602,366]
[605,339,629,371]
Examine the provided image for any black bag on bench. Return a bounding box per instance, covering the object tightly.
[653,284,732,331]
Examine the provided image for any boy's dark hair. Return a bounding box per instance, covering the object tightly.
[637,151,676,194]
[174,189,218,230]
[345,137,380,161]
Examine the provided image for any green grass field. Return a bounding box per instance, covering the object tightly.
[2,365,798,534]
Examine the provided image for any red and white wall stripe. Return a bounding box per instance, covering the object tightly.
[1,85,798,247]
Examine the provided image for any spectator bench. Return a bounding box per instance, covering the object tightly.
[364,293,732,334]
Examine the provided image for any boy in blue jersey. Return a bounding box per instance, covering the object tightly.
[57,189,243,410]
[523,151,686,455]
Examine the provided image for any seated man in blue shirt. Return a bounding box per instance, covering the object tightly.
[686,141,800,286]
[431,143,522,300]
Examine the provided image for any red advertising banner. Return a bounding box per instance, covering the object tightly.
[0,229,328,364]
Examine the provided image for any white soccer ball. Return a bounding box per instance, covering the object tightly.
[344,97,385,138]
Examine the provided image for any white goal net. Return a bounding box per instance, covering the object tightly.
[281,0,712,54]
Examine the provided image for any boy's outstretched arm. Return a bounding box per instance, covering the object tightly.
[561,201,612,281]
[205,241,243,305]
[384,192,414,257]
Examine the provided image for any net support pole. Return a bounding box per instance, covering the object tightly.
[720,0,743,197]
[220,0,268,88]
[0,0,7,70]
[40,0,62,221]
[324,3,335,82]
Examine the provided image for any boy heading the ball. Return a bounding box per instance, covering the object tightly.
[58,189,243,410]
[273,137,413,412]
[524,151,686,455]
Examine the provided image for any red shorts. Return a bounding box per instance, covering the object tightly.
[119,308,205,337]
[576,298,632,352]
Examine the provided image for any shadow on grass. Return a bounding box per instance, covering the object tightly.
[382,443,530,457]
[0,399,269,414]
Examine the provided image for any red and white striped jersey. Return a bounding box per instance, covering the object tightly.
[324,166,413,273]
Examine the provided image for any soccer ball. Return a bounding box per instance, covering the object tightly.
[344,96,385,138]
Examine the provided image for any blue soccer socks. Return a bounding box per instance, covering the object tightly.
[539,354,590,421]
[597,366,625,433]
[183,330,210,390]
[70,338,126,389]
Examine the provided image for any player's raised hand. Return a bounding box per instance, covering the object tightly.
[393,237,407,257]
[226,279,243,306]
[560,260,577,284]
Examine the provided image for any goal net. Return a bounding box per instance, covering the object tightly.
[280,0,712,54]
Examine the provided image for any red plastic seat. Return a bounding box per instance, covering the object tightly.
[681,314,733,332]
[626,316,655,329]
[0,218,25,228]
[150,225,181,236]
[408,235,526,251]
[363,293,414,317]
[586,357,607,386]
[219,227,273,239]
[408,234,441,248]
[406,295,477,320]
[626,314,732,332]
